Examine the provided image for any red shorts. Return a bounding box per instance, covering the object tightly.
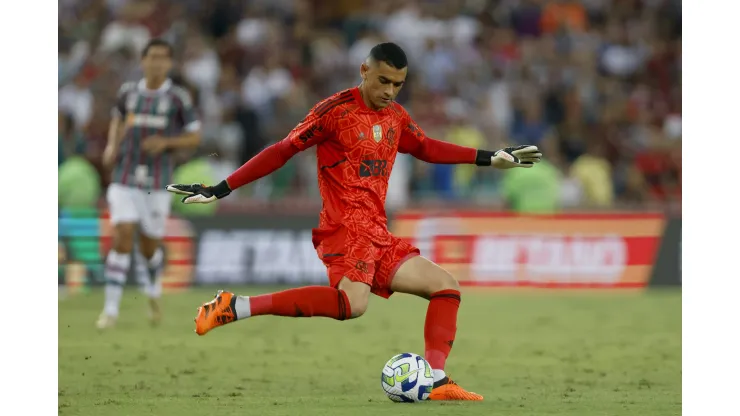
[315,227,420,299]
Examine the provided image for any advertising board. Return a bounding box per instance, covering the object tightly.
[392,212,665,288]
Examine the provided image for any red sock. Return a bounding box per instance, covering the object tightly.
[248,286,352,320]
[424,289,461,370]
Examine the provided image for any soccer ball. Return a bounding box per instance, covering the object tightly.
[380,352,434,402]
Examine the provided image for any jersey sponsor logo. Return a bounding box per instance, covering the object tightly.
[299,124,323,143]
[359,159,389,177]
[372,124,383,142]
[128,114,169,129]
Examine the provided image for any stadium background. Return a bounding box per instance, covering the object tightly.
[58,1,681,414]
[58,0,681,291]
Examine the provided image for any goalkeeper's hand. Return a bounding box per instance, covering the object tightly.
[165,180,232,204]
[479,145,542,169]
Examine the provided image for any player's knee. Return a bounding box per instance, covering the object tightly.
[337,278,371,319]
[113,225,136,253]
[426,270,460,298]
[138,236,160,259]
[345,291,369,319]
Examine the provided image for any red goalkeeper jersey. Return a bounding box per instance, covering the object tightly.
[226,87,478,247]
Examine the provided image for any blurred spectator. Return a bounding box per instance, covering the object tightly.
[242,52,294,120]
[444,99,485,194]
[59,40,91,87]
[599,19,647,78]
[59,0,681,212]
[59,73,95,131]
[541,0,588,34]
[510,99,553,147]
[510,0,543,38]
[58,156,102,210]
[98,2,152,56]
[182,33,221,97]
[501,157,563,214]
[348,27,385,64]
[570,139,614,207]
[236,5,272,49]
[419,38,457,93]
[483,67,513,133]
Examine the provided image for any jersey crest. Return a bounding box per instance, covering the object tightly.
[372,124,383,143]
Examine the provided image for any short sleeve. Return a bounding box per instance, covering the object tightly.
[288,110,331,151]
[397,110,427,154]
[173,87,201,132]
[111,82,133,119]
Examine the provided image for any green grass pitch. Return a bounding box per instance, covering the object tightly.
[59,287,681,416]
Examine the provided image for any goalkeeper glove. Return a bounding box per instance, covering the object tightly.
[165,180,232,204]
[476,145,543,169]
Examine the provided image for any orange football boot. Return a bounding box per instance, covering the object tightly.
[194,290,237,335]
[429,376,484,401]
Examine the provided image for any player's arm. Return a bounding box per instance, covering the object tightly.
[103,84,132,167]
[143,87,202,155]
[165,87,202,150]
[166,110,331,203]
[398,116,542,169]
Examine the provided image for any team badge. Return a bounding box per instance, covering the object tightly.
[372,125,383,143]
[387,127,396,146]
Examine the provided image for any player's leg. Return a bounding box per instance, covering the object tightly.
[235,277,369,319]
[133,248,156,297]
[389,256,461,372]
[191,281,365,336]
[137,233,164,324]
[191,243,374,335]
[98,184,138,329]
[383,242,483,401]
[137,189,172,325]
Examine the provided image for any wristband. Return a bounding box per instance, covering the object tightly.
[211,180,232,199]
[475,150,496,166]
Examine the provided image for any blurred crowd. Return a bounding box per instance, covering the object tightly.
[59,0,682,214]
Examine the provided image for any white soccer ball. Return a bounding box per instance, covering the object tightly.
[380,352,434,402]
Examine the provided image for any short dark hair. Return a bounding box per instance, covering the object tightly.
[142,38,173,58]
[368,43,408,69]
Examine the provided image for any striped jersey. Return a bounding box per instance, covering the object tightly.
[111,79,200,189]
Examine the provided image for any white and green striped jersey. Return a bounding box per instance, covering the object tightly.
[111,79,200,189]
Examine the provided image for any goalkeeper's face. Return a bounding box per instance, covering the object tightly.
[361,61,407,110]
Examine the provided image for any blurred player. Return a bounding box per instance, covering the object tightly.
[167,43,541,400]
[98,39,201,329]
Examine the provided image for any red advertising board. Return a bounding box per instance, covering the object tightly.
[392,212,665,289]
